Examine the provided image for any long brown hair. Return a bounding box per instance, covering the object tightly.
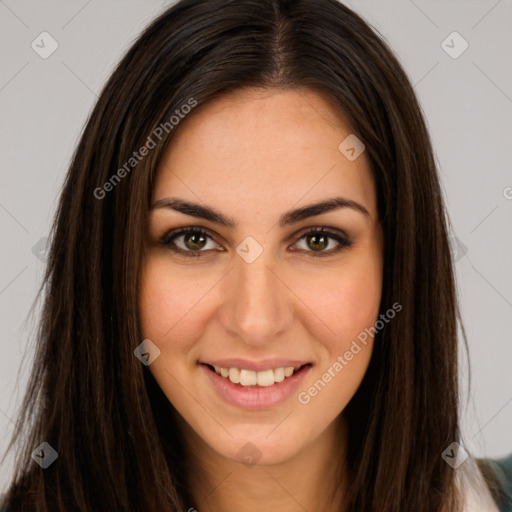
[1,0,467,510]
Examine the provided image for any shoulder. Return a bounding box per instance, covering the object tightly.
[477,452,512,512]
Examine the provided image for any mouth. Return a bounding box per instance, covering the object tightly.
[201,362,312,388]
[200,362,313,410]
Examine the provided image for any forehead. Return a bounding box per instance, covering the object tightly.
[153,87,377,222]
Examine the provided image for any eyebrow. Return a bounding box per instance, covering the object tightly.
[150,196,370,228]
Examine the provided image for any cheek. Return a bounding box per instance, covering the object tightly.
[324,278,380,336]
[138,259,212,350]
[296,254,383,345]
[294,269,380,413]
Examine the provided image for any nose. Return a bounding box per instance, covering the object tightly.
[218,247,294,347]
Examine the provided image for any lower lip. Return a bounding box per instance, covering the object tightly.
[200,363,312,410]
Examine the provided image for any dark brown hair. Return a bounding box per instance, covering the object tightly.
[1,0,469,510]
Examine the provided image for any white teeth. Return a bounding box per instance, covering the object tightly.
[273,367,285,382]
[284,367,294,377]
[239,369,257,386]
[211,365,303,387]
[256,369,274,387]
[228,367,240,384]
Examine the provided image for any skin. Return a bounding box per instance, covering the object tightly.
[139,87,384,512]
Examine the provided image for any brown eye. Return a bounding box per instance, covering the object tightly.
[306,233,329,252]
[183,232,207,251]
[159,226,352,259]
[293,228,352,257]
[160,227,222,256]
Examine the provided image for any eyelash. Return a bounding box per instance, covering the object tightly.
[159,226,353,258]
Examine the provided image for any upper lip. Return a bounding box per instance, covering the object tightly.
[200,359,311,372]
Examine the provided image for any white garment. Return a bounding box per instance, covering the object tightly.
[458,456,500,512]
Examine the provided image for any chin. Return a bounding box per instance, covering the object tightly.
[199,419,312,467]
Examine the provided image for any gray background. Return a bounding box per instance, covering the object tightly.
[1,0,511,492]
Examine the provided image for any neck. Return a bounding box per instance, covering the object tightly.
[176,414,349,512]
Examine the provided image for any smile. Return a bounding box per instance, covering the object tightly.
[200,363,312,410]
[206,364,305,387]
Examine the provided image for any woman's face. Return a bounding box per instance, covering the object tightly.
[139,87,384,465]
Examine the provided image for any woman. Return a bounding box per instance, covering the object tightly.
[1,0,511,510]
